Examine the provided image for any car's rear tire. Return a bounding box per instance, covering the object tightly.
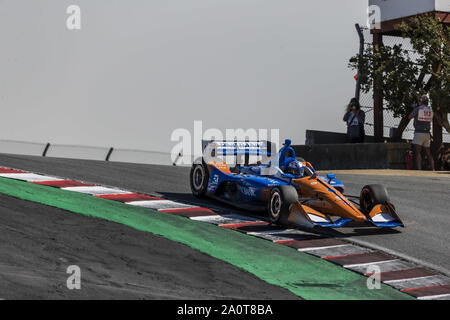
[359,184,390,214]
[190,160,209,198]
[267,185,298,223]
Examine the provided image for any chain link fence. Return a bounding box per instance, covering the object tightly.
[358,26,450,143]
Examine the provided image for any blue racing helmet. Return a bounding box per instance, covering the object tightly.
[284,158,304,177]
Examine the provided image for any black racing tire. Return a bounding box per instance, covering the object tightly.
[267,185,298,223]
[359,184,390,215]
[190,160,209,198]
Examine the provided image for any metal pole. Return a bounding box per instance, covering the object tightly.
[354,24,365,102]
[105,147,114,161]
[173,152,181,166]
[373,32,384,142]
[42,143,51,157]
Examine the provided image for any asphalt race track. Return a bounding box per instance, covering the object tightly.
[0,153,449,297]
[324,173,450,275]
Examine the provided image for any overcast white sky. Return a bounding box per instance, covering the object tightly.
[0,0,369,152]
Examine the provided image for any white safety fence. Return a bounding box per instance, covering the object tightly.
[109,148,181,166]
[0,139,190,167]
[47,144,111,161]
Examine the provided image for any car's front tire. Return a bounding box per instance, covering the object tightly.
[359,184,390,214]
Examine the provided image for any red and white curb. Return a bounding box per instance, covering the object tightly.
[1,166,449,300]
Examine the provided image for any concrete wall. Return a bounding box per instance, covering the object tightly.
[305,130,378,145]
[293,143,410,170]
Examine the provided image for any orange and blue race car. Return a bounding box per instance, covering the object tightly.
[190,139,404,229]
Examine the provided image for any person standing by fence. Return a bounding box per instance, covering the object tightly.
[343,98,365,143]
[408,95,435,171]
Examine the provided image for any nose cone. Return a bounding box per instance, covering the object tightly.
[338,202,367,222]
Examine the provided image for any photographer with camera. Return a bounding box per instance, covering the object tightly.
[343,98,365,143]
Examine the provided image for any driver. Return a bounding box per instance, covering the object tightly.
[284,158,305,177]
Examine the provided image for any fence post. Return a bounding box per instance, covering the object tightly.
[105,147,114,161]
[173,152,181,166]
[42,143,50,157]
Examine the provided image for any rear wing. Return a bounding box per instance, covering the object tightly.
[201,140,276,166]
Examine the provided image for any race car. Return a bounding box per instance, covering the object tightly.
[190,139,404,229]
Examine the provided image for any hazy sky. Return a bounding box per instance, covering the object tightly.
[0,0,369,153]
